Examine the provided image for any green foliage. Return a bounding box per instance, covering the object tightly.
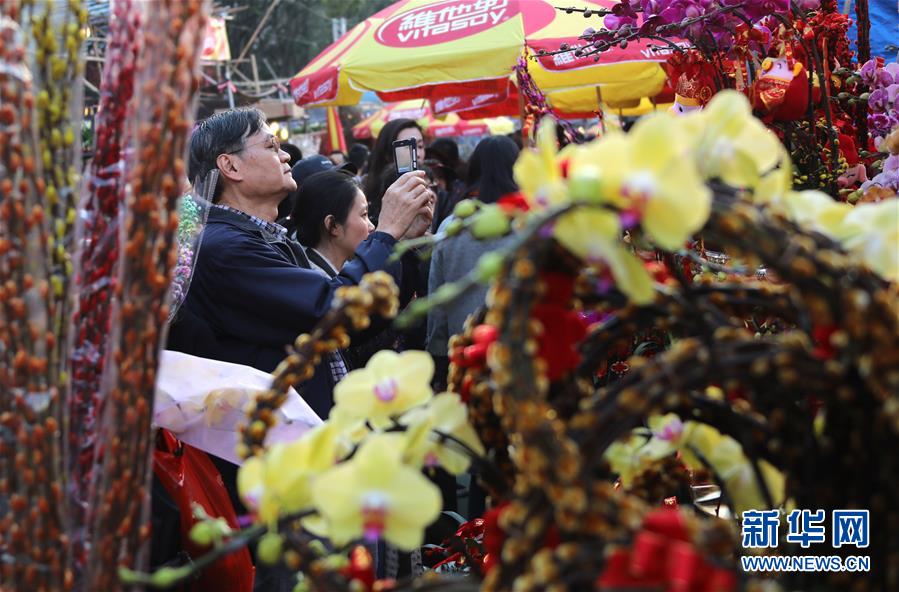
[222,0,396,79]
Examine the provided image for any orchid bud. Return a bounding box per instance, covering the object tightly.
[470,205,511,239]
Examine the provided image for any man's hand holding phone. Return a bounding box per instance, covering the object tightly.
[393,138,418,175]
[376,171,434,240]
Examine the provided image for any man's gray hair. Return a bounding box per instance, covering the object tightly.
[188,108,267,201]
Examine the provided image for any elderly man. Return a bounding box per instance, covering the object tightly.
[168,108,432,415]
[162,108,432,590]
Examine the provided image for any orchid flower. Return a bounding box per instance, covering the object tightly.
[333,350,434,428]
[399,392,485,475]
[237,422,340,525]
[311,434,442,551]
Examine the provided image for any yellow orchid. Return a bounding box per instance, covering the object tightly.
[836,199,899,282]
[552,209,655,305]
[311,434,442,551]
[693,91,788,194]
[333,350,434,429]
[513,119,567,209]
[707,437,785,514]
[328,405,372,457]
[679,421,726,470]
[568,113,711,251]
[775,193,898,283]
[237,422,340,524]
[634,415,784,513]
[642,413,687,460]
[399,392,485,475]
[779,190,853,236]
[640,414,725,470]
[604,433,652,487]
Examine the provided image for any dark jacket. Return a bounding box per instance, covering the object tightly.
[166,206,402,418]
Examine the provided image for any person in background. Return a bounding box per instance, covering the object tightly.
[427,135,520,387]
[279,142,302,167]
[328,150,347,166]
[347,142,370,175]
[362,118,425,225]
[288,170,375,278]
[426,134,520,523]
[349,119,432,368]
[425,138,467,232]
[276,154,356,224]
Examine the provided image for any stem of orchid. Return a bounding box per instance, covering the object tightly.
[120,508,319,589]
[579,342,792,456]
[646,35,689,55]
[677,249,750,275]
[381,422,507,493]
[119,524,266,588]
[388,233,437,263]
[665,252,730,358]
[804,27,841,194]
[736,433,777,512]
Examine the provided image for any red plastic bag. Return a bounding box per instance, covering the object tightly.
[153,429,254,591]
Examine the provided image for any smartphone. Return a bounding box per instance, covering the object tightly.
[393,138,418,175]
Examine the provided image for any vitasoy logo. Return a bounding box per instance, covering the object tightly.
[376,0,517,48]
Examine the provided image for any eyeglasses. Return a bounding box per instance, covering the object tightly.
[224,134,281,155]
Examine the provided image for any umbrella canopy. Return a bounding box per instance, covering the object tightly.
[292,0,674,113]
[428,112,515,138]
[352,100,514,140]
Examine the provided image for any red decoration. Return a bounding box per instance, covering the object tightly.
[533,272,588,381]
[482,503,509,574]
[498,191,531,213]
[341,546,376,590]
[666,50,717,115]
[751,44,810,122]
[596,509,737,592]
[811,324,839,360]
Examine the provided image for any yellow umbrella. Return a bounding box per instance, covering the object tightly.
[351,100,429,140]
[353,100,515,139]
[426,112,516,138]
[291,0,672,113]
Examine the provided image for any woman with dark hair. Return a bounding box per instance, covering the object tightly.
[289,170,374,276]
[362,118,425,225]
[427,135,520,382]
[427,134,520,521]
[460,135,520,204]
[426,138,468,232]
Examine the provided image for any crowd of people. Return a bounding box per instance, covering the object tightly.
[155,107,522,590]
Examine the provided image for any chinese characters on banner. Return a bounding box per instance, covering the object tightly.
[741,509,870,549]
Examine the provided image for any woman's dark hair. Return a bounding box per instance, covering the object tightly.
[289,170,361,247]
[188,108,266,201]
[362,118,423,219]
[466,136,520,205]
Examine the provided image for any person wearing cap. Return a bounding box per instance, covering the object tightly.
[276,153,357,223]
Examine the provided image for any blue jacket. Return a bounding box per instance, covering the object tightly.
[166,206,402,418]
